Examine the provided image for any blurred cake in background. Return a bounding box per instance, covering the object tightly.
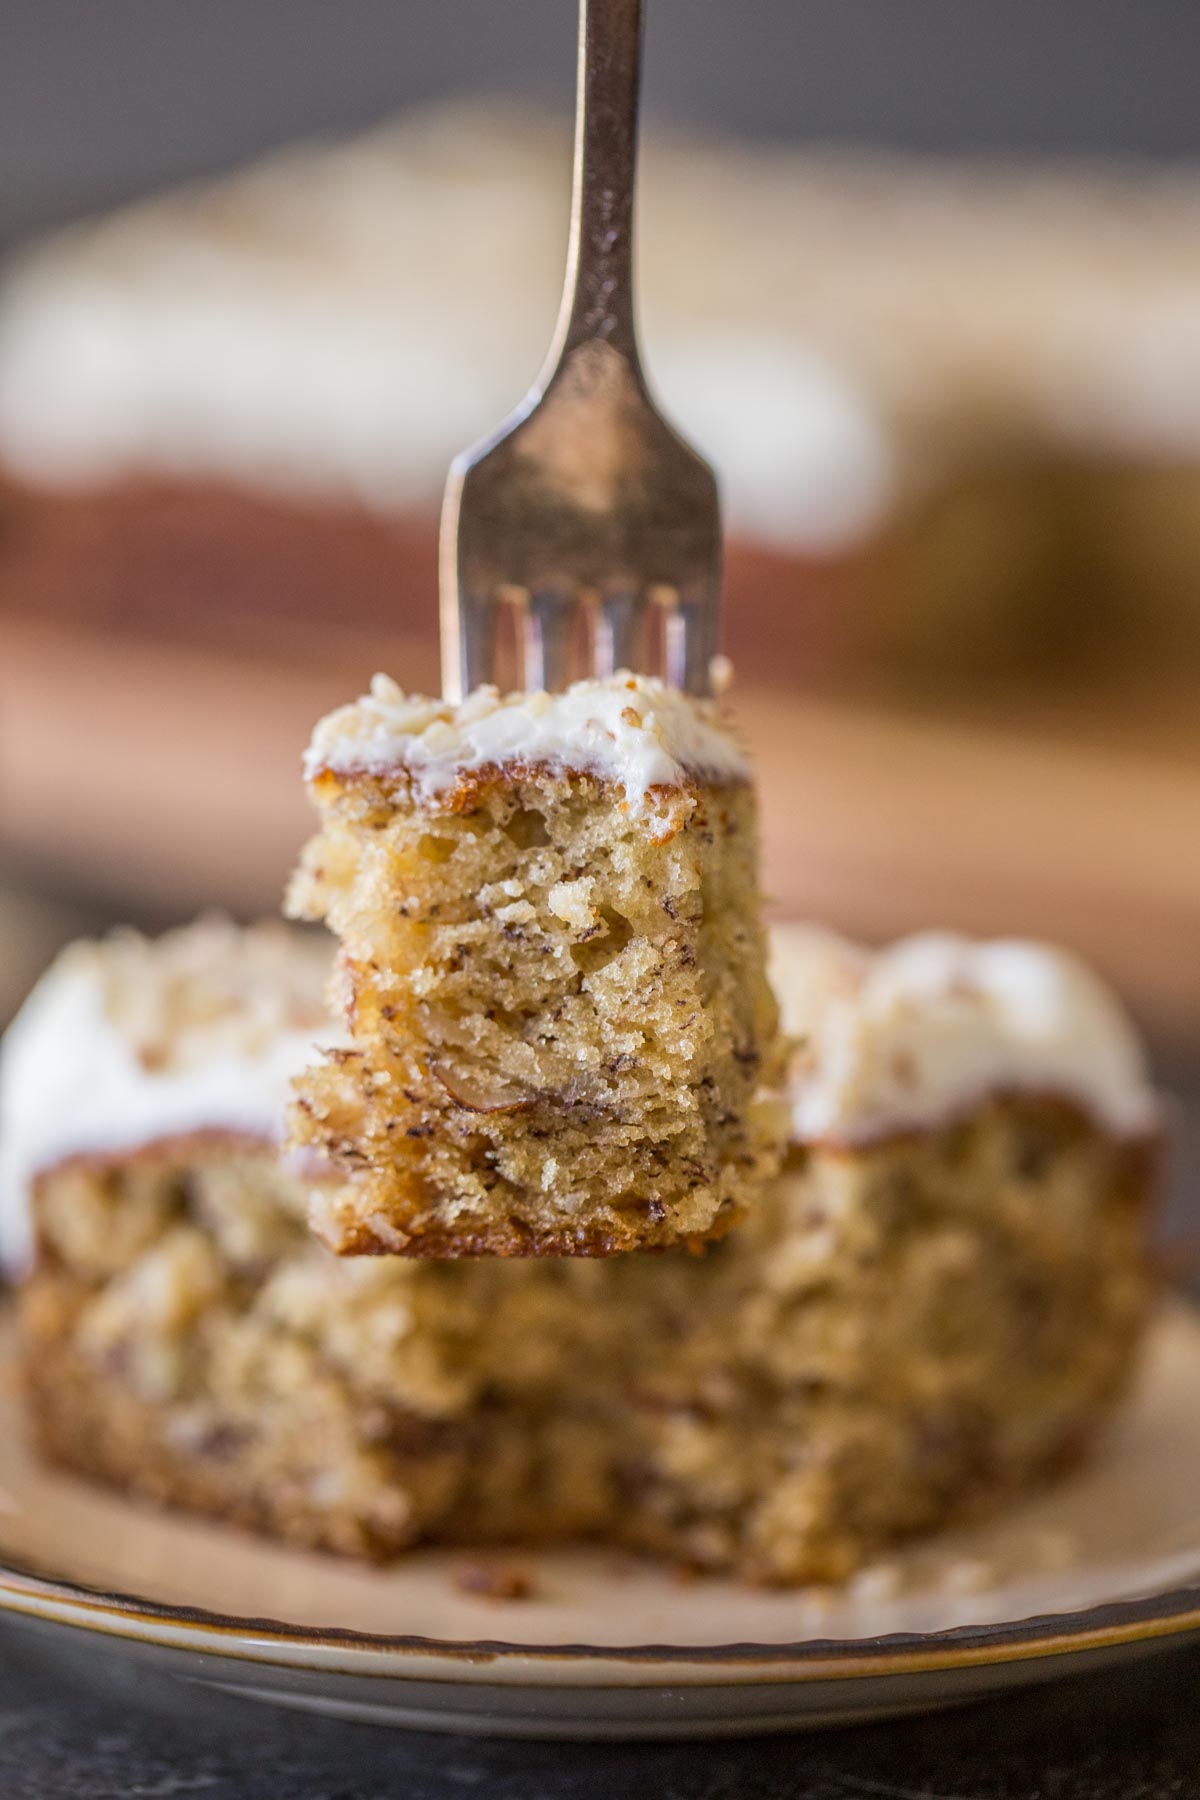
[6,101,1200,690]
[5,103,1200,1028]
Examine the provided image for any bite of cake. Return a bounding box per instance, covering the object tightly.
[286,672,784,1256]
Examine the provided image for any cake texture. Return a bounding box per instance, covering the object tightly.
[2,918,1161,1584]
[286,673,784,1256]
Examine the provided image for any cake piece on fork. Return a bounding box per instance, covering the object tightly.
[286,672,784,1255]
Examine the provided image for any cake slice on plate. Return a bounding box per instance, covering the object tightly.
[286,672,784,1255]
[0,918,1160,1582]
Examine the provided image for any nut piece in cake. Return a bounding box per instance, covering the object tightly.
[286,673,784,1256]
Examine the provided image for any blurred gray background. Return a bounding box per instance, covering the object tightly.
[4,0,1199,243]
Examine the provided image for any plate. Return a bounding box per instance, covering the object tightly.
[1,1307,1199,1738]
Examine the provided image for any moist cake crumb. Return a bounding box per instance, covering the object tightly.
[287,673,784,1256]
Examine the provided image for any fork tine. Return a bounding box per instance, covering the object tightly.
[600,591,642,677]
[458,591,498,698]
[525,591,578,693]
[646,586,687,690]
[591,601,615,682]
[679,589,719,697]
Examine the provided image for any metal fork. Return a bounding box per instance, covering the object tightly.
[438,0,721,702]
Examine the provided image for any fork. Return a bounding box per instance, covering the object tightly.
[438,0,721,702]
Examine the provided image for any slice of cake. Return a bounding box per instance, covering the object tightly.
[286,672,784,1256]
[2,917,1160,1584]
[0,917,333,1277]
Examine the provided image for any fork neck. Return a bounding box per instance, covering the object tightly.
[551,0,645,372]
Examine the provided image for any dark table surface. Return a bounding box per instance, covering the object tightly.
[1,1622,1197,1800]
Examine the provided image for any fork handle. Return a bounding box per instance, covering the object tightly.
[554,0,645,367]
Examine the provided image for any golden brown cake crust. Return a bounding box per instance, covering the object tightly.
[307,762,751,822]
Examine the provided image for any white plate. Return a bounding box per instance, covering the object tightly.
[1,1306,1199,1738]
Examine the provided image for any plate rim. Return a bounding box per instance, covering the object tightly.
[0,1548,1198,1685]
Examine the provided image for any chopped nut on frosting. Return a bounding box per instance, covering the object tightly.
[302,672,750,813]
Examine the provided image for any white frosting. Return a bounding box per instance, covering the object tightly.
[770,925,1158,1146]
[651,335,894,553]
[304,672,750,808]
[0,921,334,1273]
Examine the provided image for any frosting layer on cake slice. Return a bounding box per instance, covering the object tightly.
[303,672,750,814]
[771,924,1157,1145]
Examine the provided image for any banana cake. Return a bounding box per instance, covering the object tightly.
[0,917,1160,1584]
[286,672,784,1256]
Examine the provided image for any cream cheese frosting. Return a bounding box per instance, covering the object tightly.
[770,924,1158,1146]
[0,919,334,1272]
[303,672,751,809]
